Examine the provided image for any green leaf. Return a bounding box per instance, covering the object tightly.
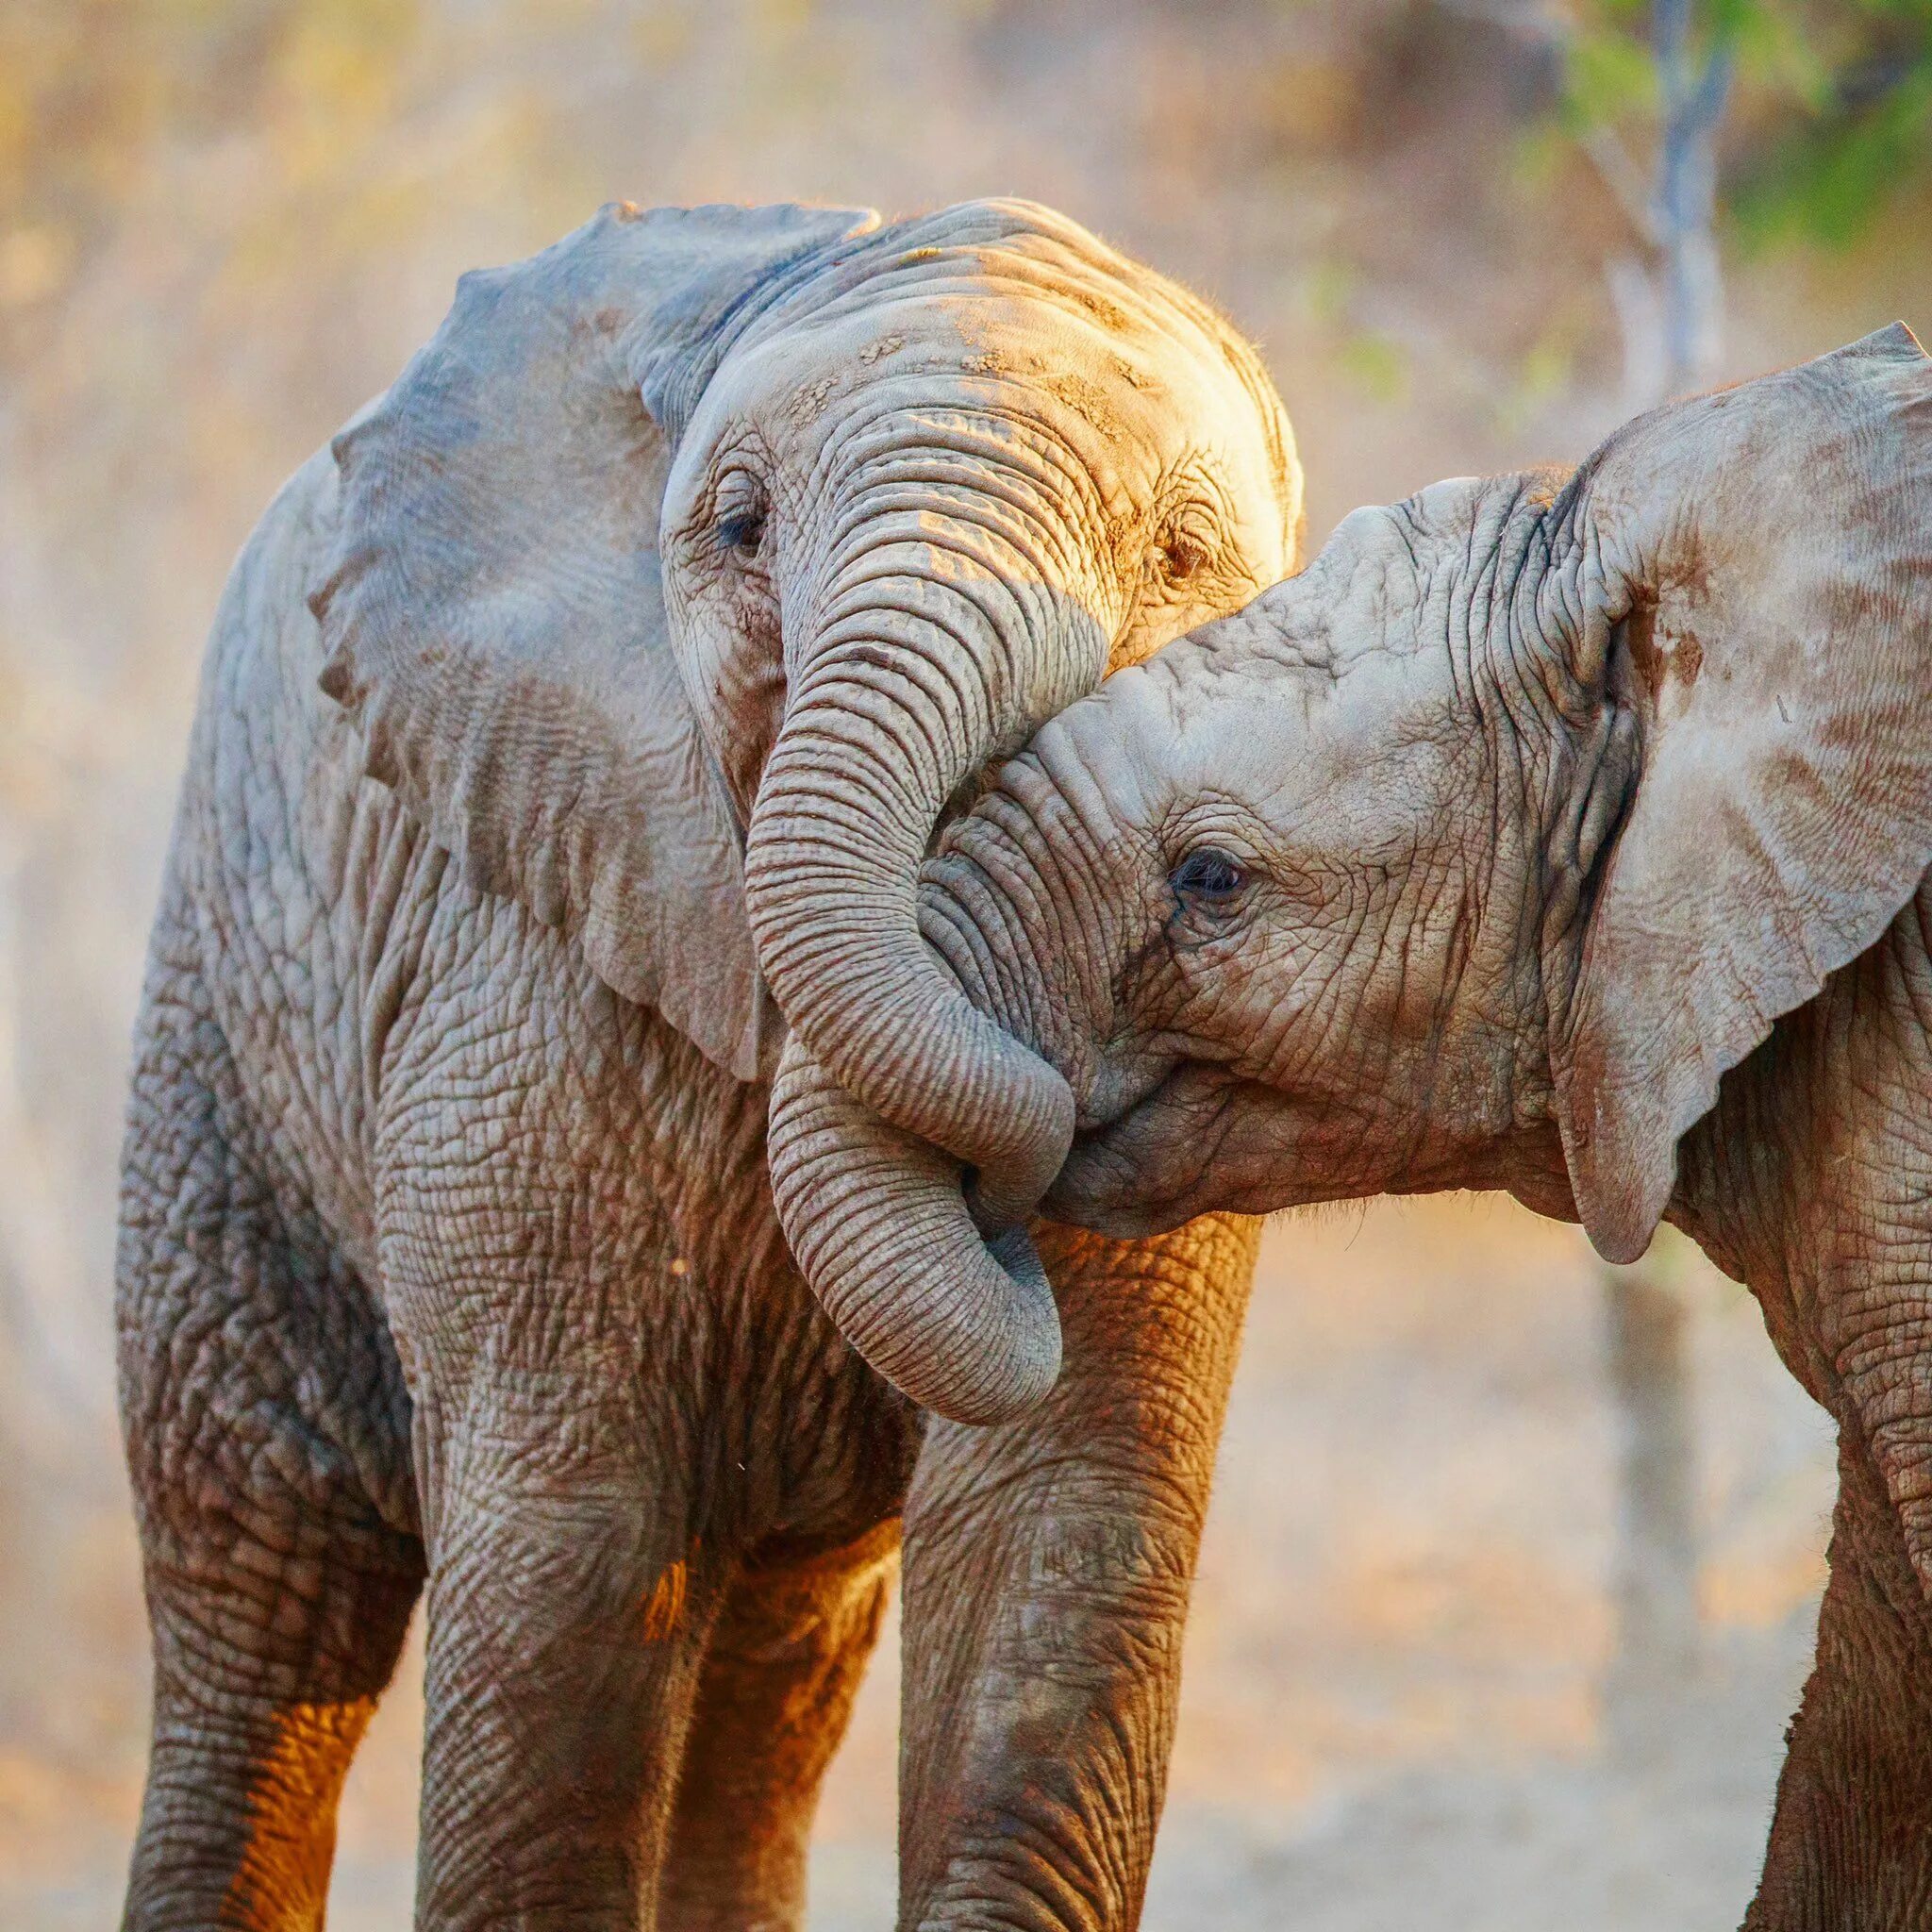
[1560,24,1660,132]
[1715,0,1833,104]
[1735,61,1932,249]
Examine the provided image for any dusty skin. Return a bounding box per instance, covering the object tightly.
[846,327,1932,1930]
[114,197,1304,1931]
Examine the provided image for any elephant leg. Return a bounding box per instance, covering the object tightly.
[118,1041,422,1931]
[658,1520,898,1931]
[1746,1428,1932,1931]
[410,1388,724,1931]
[896,1213,1257,1932]
[126,1535,421,1932]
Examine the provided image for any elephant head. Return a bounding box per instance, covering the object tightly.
[792,325,1932,1398]
[309,198,1301,1422]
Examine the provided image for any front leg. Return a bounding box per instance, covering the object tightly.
[1746,1429,1932,1932]
[1685,929,1932,1929]
[896,1214,1257,1932]
[410,1370,723,1930]
[380,998,725,1926]
[375,933,791,1928]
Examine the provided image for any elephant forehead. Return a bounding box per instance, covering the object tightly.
[741,286,1223,421]
[698,296,969,420]
[1154,648,1454,835]
[951,294,1272,445]
[697,293,1144,456]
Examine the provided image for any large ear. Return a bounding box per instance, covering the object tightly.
[1550,325,1932,1261]
[309,200,876,1081]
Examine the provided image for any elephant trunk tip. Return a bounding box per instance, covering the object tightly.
[848,1221,1064,1427]
[769,1037,1066,1428]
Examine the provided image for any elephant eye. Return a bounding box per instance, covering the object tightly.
[716,507,767,558]
[1149,527,1210,587]
[1171,846,1246,903]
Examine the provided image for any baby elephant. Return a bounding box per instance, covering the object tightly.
[117,198,1302,1932]
[775,325,1932,1929]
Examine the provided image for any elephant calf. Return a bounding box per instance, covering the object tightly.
[777,325,1932,1929]
[117,197,1305,1930]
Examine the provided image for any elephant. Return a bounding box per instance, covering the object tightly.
[115,196,1306,1931]
[773,325,1932,1929]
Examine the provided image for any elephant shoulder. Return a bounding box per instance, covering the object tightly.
[198,436,346,739]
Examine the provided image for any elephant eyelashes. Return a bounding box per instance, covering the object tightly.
[1150,533,1208,585]
[1171,847,1246,903]
[716,503,768,558]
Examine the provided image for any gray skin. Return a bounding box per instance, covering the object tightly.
[787,326,1932,1930]
[118,197,1302,1931]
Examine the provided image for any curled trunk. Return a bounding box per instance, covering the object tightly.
[744,547,1085,1227]
[768,1035,1060,1426]
[744,529,1090,1417]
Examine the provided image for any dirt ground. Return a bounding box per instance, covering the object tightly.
[0,1192,1832,1931]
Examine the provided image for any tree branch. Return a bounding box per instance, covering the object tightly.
[1581,124,1665,246]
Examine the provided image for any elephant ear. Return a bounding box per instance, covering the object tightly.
[1550,325,1932,1262]
[309,199,876,1081]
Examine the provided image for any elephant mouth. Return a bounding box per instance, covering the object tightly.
[1044,1061,1254,1236]
[1046,1060,1400,1235]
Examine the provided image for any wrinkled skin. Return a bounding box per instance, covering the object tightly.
[893,327,1932,1929]
[118,198,1299,1931]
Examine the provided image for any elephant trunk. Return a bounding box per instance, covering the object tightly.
[746,516,1103,1420]
[768,1033,1061,1425]
[745,540,1094,1228]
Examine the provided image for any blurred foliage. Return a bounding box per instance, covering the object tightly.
[1337,330,1413,402]
[1541,0,1932,250]
[1735,1,1932,249]
[0,1,421,269]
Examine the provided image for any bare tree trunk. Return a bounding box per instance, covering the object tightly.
[1602,0,1734,406]
[1650,0,1732,392]
[1432,0,1734,404]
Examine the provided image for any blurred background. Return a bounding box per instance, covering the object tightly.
[2,0,1926,1924]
